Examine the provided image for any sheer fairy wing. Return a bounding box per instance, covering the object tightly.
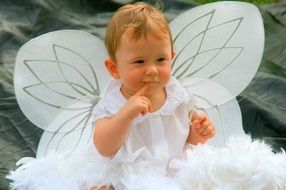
[36,102,95,157]
[169,2,264,144]
[14,30,110,133]
[14,30,111,157]
[185,78,245,146]
[170,1,264,98]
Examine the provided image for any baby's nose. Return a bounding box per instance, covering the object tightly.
[146,64,159,75]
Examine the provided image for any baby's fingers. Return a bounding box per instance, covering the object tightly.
[202,125,215,136]
[140,97,152,115]
[195,120,210,134]
[201,121,216,138]
[192,119,201,129]
[136,84,149,96]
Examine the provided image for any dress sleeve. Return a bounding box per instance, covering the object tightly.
[92,100,112,123]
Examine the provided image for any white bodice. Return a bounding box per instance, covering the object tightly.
[92,77,192,169]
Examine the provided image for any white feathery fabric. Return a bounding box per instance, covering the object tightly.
[171,136,286,190]
[7,135,286,190]
[7,147,112,190]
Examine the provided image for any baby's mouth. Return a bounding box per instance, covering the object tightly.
[143,80,159,83]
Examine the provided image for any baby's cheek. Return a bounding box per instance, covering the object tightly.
[124,73,142,88]
[160,67,171,83]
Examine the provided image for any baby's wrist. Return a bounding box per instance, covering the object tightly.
[114,108,133,124]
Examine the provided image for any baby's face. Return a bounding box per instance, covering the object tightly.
[114,31,173,98]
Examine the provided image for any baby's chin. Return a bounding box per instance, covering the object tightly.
[144,86,166,96]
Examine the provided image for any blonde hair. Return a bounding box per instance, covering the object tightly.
[105,2,173,61]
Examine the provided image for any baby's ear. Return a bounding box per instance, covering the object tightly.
[104,59,120,79]
[172,52,176,59]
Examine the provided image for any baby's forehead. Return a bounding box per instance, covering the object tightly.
[120,28,171,42]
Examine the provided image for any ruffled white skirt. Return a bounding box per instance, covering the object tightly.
[7,136,286,190]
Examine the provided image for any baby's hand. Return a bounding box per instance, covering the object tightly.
[121,84,152,121]
[187,111,216,145]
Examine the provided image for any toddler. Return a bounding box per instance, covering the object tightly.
[91,2,216,189]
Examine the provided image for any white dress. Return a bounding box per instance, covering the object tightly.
[91,77,191,188]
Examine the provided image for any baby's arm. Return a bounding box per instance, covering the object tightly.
[93,84,151,157]
[186,111,216,145]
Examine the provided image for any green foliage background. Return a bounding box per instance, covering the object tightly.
[193,0,276,4]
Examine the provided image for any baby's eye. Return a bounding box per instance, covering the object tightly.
[134,60,144,64]
[157,57,166,62]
